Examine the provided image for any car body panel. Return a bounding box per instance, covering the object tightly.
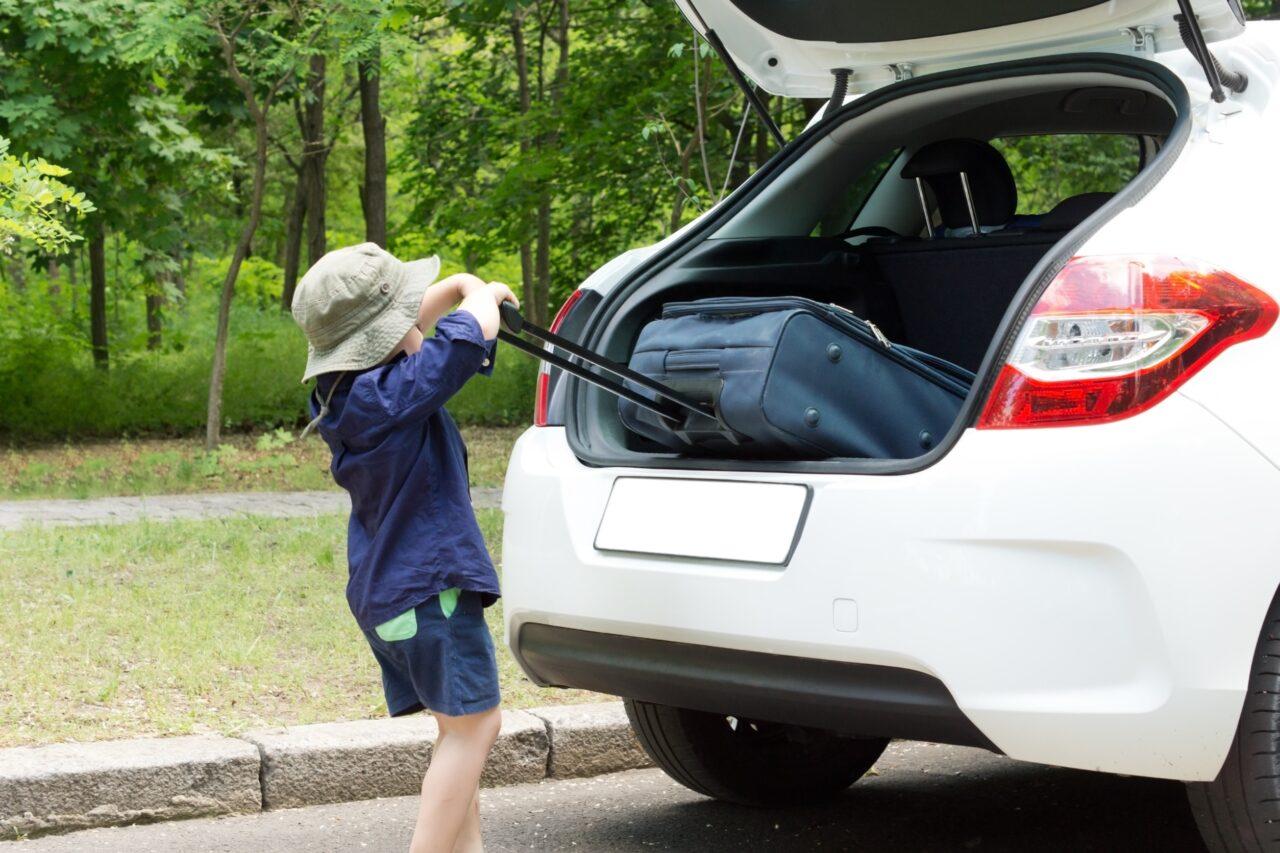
[504,395,1279,780]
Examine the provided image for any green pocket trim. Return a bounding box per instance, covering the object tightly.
[439,587,461,619]
[374,608,418,642]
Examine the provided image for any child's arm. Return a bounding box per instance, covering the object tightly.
[417,273,487,333]
[339,285,518,440]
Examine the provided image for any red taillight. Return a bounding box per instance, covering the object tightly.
[533,289,587,426]
[533,371,552,427]
[978,256,1277,429]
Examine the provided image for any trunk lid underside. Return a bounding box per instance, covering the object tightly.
[674,0,1243,96]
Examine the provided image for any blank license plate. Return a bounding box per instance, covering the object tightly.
[594,478,810,565]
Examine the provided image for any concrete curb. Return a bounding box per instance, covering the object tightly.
[1,702,651,840]
[528,703,652,779]
[0,735,260,840]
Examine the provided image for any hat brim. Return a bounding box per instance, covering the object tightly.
[299,255,440,383]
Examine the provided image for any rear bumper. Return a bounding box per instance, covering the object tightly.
[516,623,997,750]
[501,395,1280,781]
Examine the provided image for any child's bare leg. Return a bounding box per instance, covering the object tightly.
[451,787,482,853]
[410,708,500,853]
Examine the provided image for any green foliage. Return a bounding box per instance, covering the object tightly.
[0,136,94,253]
[0,295,307,440]
[0,255,535,440]
[400,2,809,311]
[447,348,537,427]
[192,254,285,309]
[993,134,1140,215]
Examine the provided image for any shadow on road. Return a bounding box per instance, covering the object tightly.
[564,747,1206,852]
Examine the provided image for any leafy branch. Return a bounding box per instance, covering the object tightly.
[0,136,94,255]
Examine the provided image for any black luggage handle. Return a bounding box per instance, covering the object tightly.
[497,302,713,423]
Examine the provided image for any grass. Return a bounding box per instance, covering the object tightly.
[0,425,525,499]
[0,509,595,748]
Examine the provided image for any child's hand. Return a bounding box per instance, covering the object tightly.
[485,282,519,308]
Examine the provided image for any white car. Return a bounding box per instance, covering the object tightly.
[501,1,1280,847]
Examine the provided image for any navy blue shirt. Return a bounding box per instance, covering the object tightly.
[311,311,500,631]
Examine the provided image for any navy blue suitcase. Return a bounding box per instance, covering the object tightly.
[617,297,974,459]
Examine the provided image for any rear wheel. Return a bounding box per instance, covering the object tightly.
[1188,595,1280,852]
[624,698,888,806]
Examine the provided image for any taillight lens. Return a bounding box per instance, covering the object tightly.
[533,289,587,426]
[978,256,1277,429]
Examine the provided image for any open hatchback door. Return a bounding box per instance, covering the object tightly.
[674,0,1247,97]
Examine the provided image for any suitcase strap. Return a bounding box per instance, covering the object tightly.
[498,303,715,424]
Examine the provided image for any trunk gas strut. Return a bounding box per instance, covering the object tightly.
[682,1,785,148]
[1173,0,1247,102]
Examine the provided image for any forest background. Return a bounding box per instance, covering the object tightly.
[2,0,1276,446]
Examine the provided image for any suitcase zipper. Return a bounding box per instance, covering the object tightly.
[828,303,891,349]
[868,322,892,349]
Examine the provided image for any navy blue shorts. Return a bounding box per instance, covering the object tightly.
[363,590,501,718]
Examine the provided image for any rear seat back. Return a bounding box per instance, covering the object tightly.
[860,233,1059,372]
[901,138,1018,236]
[856,138,1097,371]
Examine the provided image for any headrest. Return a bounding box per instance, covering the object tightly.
[1037,192,1112,231]
[901,139,1017,230]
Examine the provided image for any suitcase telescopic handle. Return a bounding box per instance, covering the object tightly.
[496,302,712,423]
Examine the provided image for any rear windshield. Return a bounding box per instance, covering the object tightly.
[812,149,898,237]
[992,133,1141,215]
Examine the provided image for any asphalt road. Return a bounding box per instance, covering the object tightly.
[18,741,1207,852]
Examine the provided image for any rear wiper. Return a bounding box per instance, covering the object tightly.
[1173,0,1248,102]
[683,1,785,148]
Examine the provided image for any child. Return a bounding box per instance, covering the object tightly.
[292,242,517,853]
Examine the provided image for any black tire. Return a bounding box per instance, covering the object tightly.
[1188,598,1280,852]
[624,698,888,806]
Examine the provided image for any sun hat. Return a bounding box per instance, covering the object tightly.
[291,242,441,383]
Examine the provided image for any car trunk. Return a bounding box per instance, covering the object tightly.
[564,56,1190,472]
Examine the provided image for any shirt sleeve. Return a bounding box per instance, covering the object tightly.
[339,311,492,438]
[477,336,498,377]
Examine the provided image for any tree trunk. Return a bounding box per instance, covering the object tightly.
[511,9,537,316]
[533,203,551,326]
[207,116,272,449]
[301,54,328,268]
[754,94,772,173]
[528,0,570,326]
[88,222,108,370]
[282,174,307,310]
[146,291,163,350]
[167,245,186,299]
[68,250,79,318]
[47,258,61,309]
[358,48,387,248]
[669,136,699,232]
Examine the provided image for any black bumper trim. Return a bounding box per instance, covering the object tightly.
[516,623,999,752]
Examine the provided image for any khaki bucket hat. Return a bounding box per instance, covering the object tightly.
[291,243,440,383]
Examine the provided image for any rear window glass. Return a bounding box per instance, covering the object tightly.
[992,134,1141,215]
[812,149,898,237]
